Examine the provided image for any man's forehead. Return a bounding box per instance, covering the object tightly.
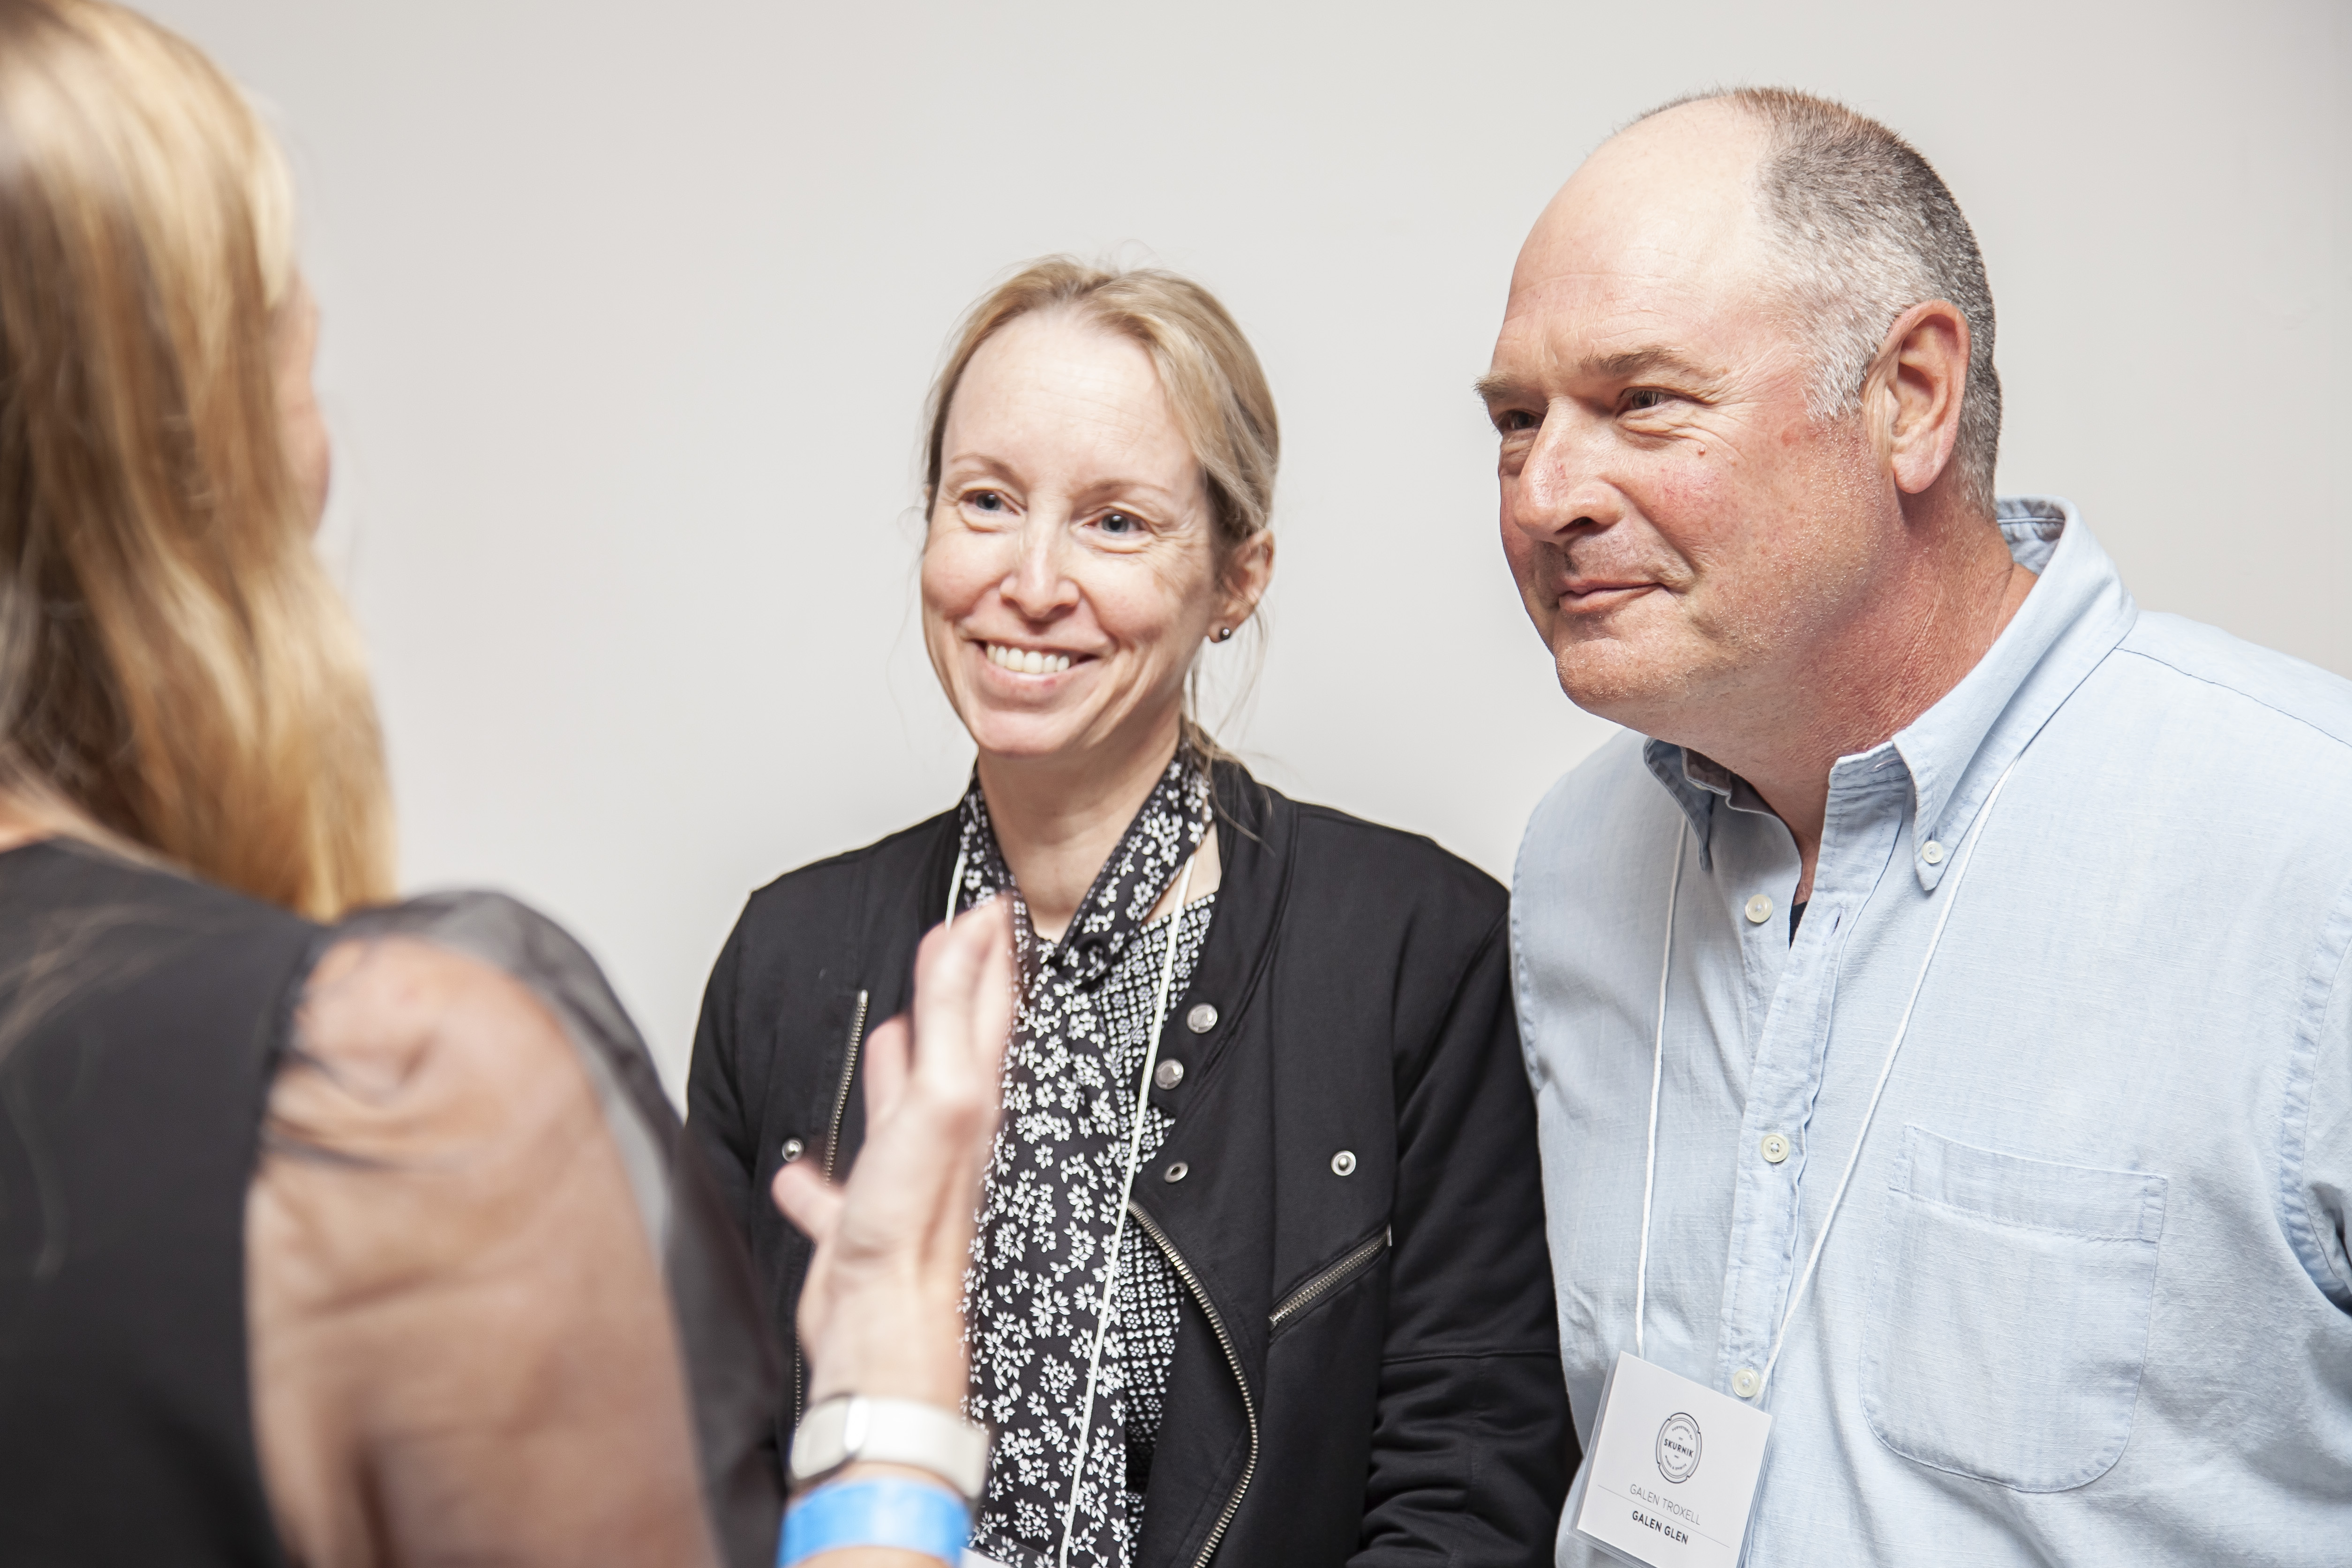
[1512,146,1759,298]
[1493,105,1775,375]
[1491,239,1753,384]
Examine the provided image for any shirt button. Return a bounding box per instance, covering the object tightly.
[780,1138,806,1163]
[1186,1003,1219,1034]
[1163,1161,1189,1183]
[1922,840,1946,865]
[1760,1133,1790,1164]
[1743,893,1773,924]
[1153,1059,1185,1090]
[1330,1150,1357,1177]
[1733,1368,1761,1399]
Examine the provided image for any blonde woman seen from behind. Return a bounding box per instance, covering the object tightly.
[0,6,1004,1565]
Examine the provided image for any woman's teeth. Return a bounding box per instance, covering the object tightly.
[986,643,1071,675]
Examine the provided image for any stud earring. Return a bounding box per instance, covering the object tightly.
[1215,626,1234,643]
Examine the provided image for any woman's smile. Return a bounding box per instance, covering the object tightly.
[978,640,1083,678]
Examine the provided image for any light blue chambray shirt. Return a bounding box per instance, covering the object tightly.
[1512,499,2352,1565]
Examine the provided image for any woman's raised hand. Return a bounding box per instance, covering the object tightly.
[772,898,1014,1411]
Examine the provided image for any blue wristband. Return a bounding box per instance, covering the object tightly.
[779,1477,971,1567]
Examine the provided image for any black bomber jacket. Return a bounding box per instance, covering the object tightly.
[686,763,1572,1567]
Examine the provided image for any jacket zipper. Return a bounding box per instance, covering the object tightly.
[1127,1200,1257,1568]
[821,989,872,1184]
[795,989,872,1425]
[1268,1225,1391,1334]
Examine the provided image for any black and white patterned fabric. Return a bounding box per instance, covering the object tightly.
[953,750,1215,1568]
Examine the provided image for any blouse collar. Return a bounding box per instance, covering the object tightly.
[951,744,1214,990]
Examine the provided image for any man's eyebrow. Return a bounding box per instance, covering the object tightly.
[1582,345,1719,384]
[1473,347,1723,406]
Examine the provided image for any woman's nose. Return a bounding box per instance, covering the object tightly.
[1001,522,1078,619]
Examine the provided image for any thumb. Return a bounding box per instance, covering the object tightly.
[771,1161,846,1244]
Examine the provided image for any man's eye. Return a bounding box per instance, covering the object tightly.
[1495,409,1540,435]
[1622,388,1672,413]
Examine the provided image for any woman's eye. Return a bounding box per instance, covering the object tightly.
[1097,510,1140,536]
[967,489,1006,512]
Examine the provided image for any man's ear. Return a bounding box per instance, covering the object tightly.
[1216,530,1275,633]
[1866,299,1971,498]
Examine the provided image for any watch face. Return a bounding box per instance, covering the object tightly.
[789,1396,852,1485]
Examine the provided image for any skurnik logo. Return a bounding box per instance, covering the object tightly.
[1654,1411,1702,1484]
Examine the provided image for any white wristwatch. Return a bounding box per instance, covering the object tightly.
[789,1395,992,1503]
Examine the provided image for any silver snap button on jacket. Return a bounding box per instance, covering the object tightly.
[780,1138,805,1163]
[1152,1059,1185,1090]
[1330,1150,1357,1177]
[1163,1161,1189,1183]
[1186,1003,1218,1034]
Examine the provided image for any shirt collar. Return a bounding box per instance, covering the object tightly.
[1644,496,2139,887]
[1643,742,1760,869]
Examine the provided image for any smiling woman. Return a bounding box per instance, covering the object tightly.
[920,301,1266,891]
[689,261,1570,1568]
[919,259,1276,835]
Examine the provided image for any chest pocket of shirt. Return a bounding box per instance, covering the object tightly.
[1859,1125,2166,1492]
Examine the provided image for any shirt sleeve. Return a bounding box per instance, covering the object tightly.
[687,913,762,1246]
[245,932,726,1568]
[1355,911,1573,1568]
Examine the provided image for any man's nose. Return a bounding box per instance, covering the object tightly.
[1510,411,1621,540]
[1001,518,1078,619]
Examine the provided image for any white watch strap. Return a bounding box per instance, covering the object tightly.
[789,1395,992,1502]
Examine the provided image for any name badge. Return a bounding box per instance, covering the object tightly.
[1572,1351,1772,1568]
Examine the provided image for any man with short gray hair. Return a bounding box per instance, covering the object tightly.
[1490,89,2352,1564]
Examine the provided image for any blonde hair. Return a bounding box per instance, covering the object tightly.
[0,0,394,919]
[921,258,1279,762]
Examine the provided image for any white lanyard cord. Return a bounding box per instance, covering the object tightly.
[1635,753,2022,1401]
[1753,756,2016,1395]
[1054,848,1198,1568]
[1632,821,1688,1363]
[945,847,969,930]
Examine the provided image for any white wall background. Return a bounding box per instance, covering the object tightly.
[146,0,2351,1094]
